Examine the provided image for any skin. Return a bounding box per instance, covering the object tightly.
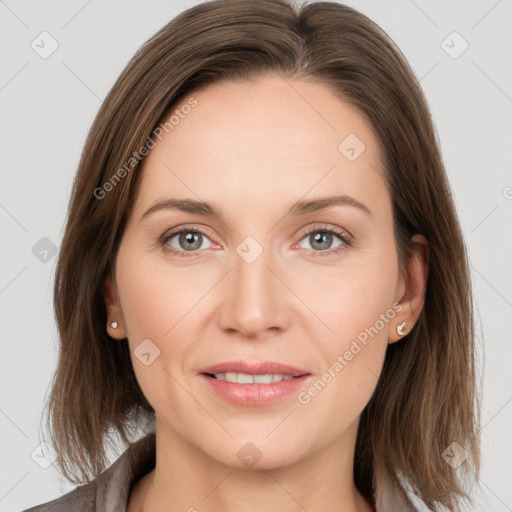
[104,75,429,512]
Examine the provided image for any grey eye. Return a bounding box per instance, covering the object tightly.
[168,231,211,252]
[299,231,343,251]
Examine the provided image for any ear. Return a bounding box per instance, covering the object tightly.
[389,234,430,344]
[103,273,128,340]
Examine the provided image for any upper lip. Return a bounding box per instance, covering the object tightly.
[200,361,309,377]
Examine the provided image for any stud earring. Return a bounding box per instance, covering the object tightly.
[110,321,118,329]
[397,321,407,336]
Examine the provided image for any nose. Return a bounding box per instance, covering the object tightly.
[217,243,292,339]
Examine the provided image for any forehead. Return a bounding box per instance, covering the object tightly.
[134,75,388,218]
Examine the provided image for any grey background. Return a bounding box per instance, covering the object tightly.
[1,0,511,510]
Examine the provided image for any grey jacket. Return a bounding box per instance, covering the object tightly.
[23,433,156,512]
[22,431,417,512]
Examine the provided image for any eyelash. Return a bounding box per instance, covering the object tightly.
[158,223,353,259]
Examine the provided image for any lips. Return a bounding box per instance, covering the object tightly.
[199,361,309,377]
[199,361,311,406]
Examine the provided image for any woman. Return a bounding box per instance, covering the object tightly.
[23,0,480,511]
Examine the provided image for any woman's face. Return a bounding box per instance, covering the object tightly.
[107,75,412,470]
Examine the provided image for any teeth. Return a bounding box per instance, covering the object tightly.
[225,371,237,382]
[237,372,254,384]
[212,372,295,384]
[254,374,274,384]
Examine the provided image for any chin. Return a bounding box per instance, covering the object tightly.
[200,433,313,472]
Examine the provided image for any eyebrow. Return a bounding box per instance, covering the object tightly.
[141,194,372,221]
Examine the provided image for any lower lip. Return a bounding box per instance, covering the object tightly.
[201,374,310,406]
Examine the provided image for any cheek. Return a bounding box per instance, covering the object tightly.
[299,244,399,402]
[299,245,399,349]
[114,250,192,391]
[296,280,396,442]
[115,252,207,413]
[116,246,206,342]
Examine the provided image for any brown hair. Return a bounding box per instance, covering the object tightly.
[45,0,480,509]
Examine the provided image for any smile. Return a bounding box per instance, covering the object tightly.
[199,361,311,406]
[208,372,294,383]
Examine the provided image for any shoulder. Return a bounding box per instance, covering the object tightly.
[22,484,96,512]
[20,431,156,512]
[374,472,419,512]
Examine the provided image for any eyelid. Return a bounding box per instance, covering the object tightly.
[159,222,354,257]
[294,222,353,244]
[159,224,219,246]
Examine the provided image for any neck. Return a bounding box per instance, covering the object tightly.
[134,417,373,512]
